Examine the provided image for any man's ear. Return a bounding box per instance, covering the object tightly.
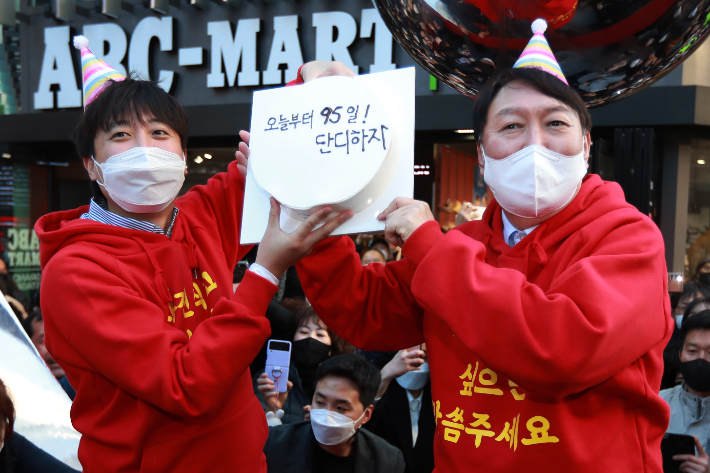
[476,141,485,175]
[83,157,98,181]
[583,132,592,169]
[358,404,375,428]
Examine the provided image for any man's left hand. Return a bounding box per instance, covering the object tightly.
[377,197,434,247]
[674,436,710,473]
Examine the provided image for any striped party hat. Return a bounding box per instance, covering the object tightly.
[73,35,125,108]
[513,19,568,85]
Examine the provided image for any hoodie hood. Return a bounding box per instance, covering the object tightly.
[36,206,172,271]
[455,175,634,277]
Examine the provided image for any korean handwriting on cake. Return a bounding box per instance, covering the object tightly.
[264,111,315,131]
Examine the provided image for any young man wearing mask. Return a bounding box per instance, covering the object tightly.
[660,311,710,473]
[35,39,350,473]
[251,19,672,473]
[366,345,435,473]
[263,353,405,473]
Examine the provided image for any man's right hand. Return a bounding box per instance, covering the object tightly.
[257,372,293,413]
[674,436,710,473]
[300,61,356,82]
[255,199,353,277]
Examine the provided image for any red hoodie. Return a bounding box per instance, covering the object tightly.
[297,175,673,472]
[36,161,276,473]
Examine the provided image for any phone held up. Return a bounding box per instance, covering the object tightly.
[661,433,696,473]
[265,339,292,394]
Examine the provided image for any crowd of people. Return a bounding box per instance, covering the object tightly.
[2,19,710,473]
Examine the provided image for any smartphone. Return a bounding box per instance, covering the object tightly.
[661,433,695,473]
[265,340,291,393]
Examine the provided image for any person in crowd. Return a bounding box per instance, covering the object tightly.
[695,258,710,290]
[366,345,434,473]
[35,40,350,473]
[0,378,80,472]
[361,248,387,265]
[454,202,482,226]
[0,256,27,312]
[21,309,75,400]
[257,304,353,423]
[251,21,672,472]
[676,283,710,328]
[369,238,392,262]
[664,289,710,390]
[263,354,405,473]
[5,295,27,322]
[660,311,710,473]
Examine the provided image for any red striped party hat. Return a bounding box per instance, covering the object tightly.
[73,35,126,108]
[513,19,568,85]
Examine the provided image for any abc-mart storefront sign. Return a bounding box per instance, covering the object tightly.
[31,2,400,111]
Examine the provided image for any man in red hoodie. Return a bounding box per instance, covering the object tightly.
[36,66,350,471]
[264,58,674,472]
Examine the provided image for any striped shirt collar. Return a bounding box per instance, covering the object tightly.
[80,198,179,238]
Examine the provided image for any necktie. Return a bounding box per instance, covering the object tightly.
[508,230,527,247]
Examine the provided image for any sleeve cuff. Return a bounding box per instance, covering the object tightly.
[286,65,305,86]
[401,220,444,266]
[232,270,279,316]
[249,263,280,286]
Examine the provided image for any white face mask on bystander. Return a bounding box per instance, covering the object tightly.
[482,143,587,218]
[92,146,186,214]
[396,362,430,391]
[310,409,366,445]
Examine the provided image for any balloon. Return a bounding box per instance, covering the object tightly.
[373,0,710,106]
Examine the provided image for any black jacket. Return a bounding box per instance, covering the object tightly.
[0,433,80,473]
[364,381,435,473]
[264,420,405,473]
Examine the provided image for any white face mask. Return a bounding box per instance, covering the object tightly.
[676,314,684,329]
[396,362,430,391]
[310,408,366,445]
[482,143,587,218]
[92,146,186,214]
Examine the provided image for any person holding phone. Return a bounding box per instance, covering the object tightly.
[661,311,710,473]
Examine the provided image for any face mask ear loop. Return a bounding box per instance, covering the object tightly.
[91,157,106,187]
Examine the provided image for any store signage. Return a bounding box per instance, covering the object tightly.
[4,228,41,292]
[34,9,396,110]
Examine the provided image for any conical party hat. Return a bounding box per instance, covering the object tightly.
[73,35,126,108]
[513,19,568,85]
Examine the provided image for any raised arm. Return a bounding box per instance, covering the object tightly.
[177,159,251,270]
[296,236,425,351]
[405,215,673,400]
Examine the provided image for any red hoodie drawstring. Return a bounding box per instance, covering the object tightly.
[181,227,200,280]
[482,233,492,264]
[132,237,173,305]
[524,223,549,276]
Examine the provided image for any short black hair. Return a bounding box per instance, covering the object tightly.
[684,297,710,319]
[21,308,42,338]
[680,310,710,347]
[315,353,380,408]
[472,67,592,142]
[72,76,189,158]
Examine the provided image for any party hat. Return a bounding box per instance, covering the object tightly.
[73,35,126,108]
[513,19,568,85]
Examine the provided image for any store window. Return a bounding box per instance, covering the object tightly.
[687,141,710,278]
